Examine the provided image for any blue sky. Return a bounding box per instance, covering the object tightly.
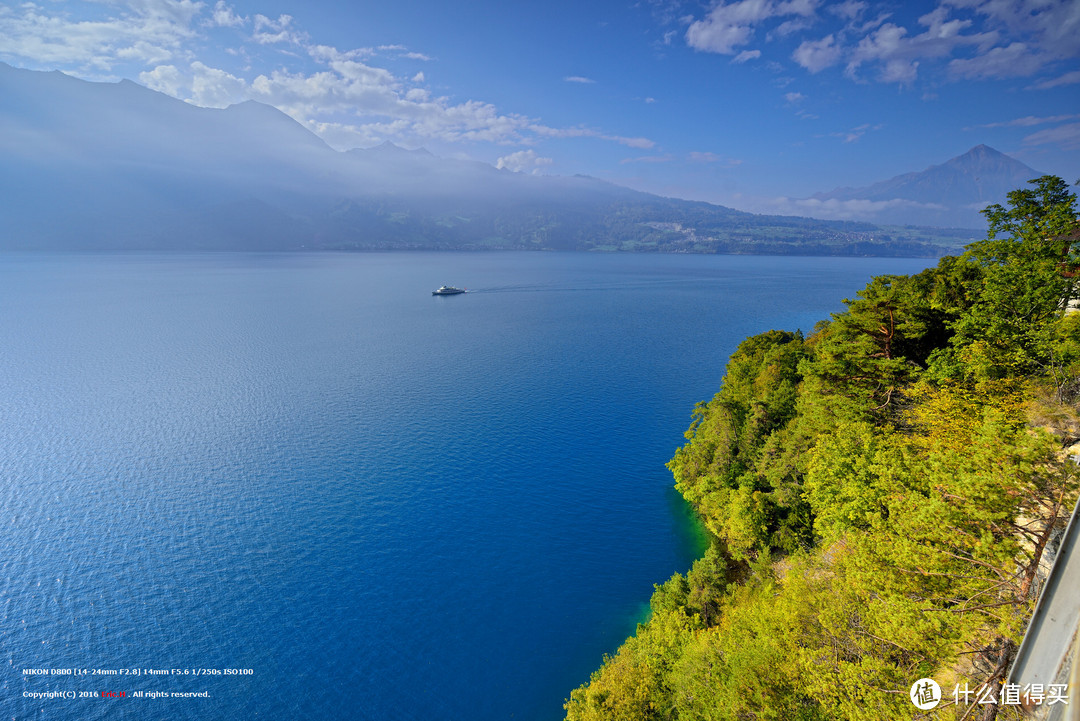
[2,0,1078,220]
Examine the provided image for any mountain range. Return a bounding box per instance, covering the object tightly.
[810,144,1044,229]
[0,63,1027,255]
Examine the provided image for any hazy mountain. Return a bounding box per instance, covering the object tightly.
[811,145,1044,229]
[0,63,967,255]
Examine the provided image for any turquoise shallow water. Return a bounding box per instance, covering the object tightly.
[0,251,932,720]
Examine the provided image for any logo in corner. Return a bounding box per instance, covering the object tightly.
[910,678,941,710]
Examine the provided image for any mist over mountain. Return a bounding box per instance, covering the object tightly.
[0,64,968,255]
[810,145,1044,229]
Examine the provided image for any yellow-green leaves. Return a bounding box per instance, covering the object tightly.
[804,422,903,542]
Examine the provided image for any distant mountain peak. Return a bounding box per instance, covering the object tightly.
[225,99,296,119]
[346,142,437,161]
[950,144,998,164]
[371,140,403,151]
[371,140,425,153]
[941,144,1028,172]
[810,145,1043,228]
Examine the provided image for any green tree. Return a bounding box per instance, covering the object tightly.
[667,330,810,560]
[948,176,1080,380]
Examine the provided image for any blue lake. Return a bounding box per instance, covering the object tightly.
[0,251,933,720]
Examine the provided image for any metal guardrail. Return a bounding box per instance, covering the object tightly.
[1006,494,1080,721]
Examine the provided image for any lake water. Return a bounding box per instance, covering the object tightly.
[0,251,933,720]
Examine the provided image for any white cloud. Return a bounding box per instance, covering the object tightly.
[370,44,430,61]
[685,11,754,54]
[732,49,761,63]
[792,34,841,72]
[0,0,199,71]
[948,41,1044,79]
[327,58,396,86]
[307,45,378,66]
[828,1,1078,84]
[784,91,805,103]
[880,57,919,83]
[209,1,244,28]
[945,0,1080,60]
[564,76,596,83]
[138,60,253,107]
[229,57,654,151]
[120,0,204,26]
[843,6,997,84]
[309,118,409,149]
[135,57,537,148]
[1029,70,1080,89]
[827,1,866,21]
[771,17,814,37]
[252,14,304,45]
[855,11,893,34]
[530,125,655,149]
[969,113,1080,129]
[189,60,247,107]
[621,154,674,164]
[116,39,175,65]
[139,63,185,96]
[748,195,946,220]
[826,122,881,142]
[685,0,820,55]
[496,149,553,173]
[1023,122,1080,149]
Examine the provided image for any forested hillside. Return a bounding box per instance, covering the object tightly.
[565,176,1080,721]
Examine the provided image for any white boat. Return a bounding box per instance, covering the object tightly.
[432,286,466,295]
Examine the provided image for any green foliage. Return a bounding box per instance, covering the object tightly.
[803,422,904,542]
[564,609,699,721]
[945,176,1080,380]
[666,330,810,560]
[801,262,978,419]
[649,545,732,627]
[567,177,1080,721]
